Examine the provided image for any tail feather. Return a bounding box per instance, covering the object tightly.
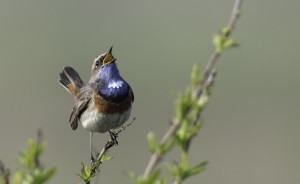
[59,72,70,89]
[58,66,85,97]
[64,66,85,88]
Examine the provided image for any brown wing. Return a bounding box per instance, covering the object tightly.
[69,87,93,130]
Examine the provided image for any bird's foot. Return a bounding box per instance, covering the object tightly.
[108,130,118,145]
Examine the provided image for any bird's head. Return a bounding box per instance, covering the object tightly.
[89,47,129,102]
[89,46,116,82]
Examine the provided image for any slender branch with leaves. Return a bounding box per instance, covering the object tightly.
[129,0,244,183]
[0,130,56,184]
[77,118,136,184]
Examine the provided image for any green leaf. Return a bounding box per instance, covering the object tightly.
[175,96,183,121]
[90,160,102,172]
[146,169,161,184]
[153,178,167,184]
[176,119,189,143]
[100,153,112,163]
[42,168,57,182]
[182,87,192,105]
[147,132,160,153]
[223,38,236,49]
[174,86,193,123]
[11,135,56,184]
[12,171,23,184]
[189,119,203,138]
[173,134,184,147]
[221,26,231,36]
[31,167,56,184]
[19,139,46,171]
[77,163,95,183]
[127,171,139,184]
[213,34,223,53]
[160,138,174,154]
[180,151,189,171]
[191,64,202,88]
[185,161,208,178]
[213,26,237,52]
[167,162,180,177]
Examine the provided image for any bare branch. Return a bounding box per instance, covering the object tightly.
[228,0,243,29]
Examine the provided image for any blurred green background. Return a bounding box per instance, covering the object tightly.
[1,0,299,183]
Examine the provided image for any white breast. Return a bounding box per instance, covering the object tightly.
[80,106,131,133]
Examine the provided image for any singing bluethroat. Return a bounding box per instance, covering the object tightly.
[58,47,134,161]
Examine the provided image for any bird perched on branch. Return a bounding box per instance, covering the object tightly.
[58,47,134,162]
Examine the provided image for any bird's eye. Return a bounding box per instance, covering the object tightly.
[95,60,100,67]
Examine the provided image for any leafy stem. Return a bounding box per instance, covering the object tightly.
[142,0,244,183]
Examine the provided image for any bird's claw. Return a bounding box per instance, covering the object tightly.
[109,130,118,145]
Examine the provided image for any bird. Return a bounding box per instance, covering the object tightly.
[58,47,134,162]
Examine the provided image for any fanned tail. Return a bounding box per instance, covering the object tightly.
[58,66,85,97]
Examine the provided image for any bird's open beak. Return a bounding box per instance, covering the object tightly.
[102,46,114,65]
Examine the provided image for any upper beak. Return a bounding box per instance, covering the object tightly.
[102,46,114,65]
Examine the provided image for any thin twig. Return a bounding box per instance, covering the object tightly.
[35,129,43,168]
[0,161,5,175]
[0,160,10,184]
[92,117,136,175]
[228,0,243,29]
[143,0,244,180]
[186,0,243,152]
[185,68,217,152]
[143,120,180,178]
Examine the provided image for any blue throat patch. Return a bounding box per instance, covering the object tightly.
[97,62,129,103]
